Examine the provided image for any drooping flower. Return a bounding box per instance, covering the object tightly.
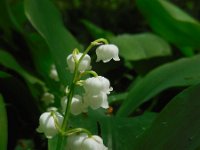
[37,108,63,139]
[61,95,88,115]
[81,135,108,150]
[96,44,120,63]
[66,133,88,150]
[67,134,108,150]
[67,53,91,72]
[83,76,113,95]
[84,92,109,109]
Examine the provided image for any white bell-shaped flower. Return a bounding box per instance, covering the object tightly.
[84,92,109,109]
[81,135,108,150]
[67,53,91,72]
[84,76,113,95]
[67,134,108,150]
[37,110,63,139]
[66,133,88,150]
[61,95,88,115]
[96,44,120,63]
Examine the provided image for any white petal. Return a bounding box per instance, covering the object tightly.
[84,92,108,110]
[37,111,63,139]
[67,53,91,72]
[84,76,112,95]
[81,135,108,150]
[96,44,120,63]
[67,133,88,150]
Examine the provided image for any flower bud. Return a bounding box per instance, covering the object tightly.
[84,76,112,95]
[96,44,120,63]
[49,64,59,81]
[61,95,88,115]
[67,53,91,72]
[37,110,63,139]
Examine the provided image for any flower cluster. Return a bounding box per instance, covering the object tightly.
[36,39,119,150]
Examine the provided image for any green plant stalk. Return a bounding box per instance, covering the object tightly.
[55,38,108,150]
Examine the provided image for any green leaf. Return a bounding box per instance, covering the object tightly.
[0,49,44,86]
[0,0,13,31]
[24,0,81,84]
[117,54,200,116]
[48,136,61,150]
[0,94,8,150]
[82,19,114,39]
[0,71,11,78]
[136,0,200,49]
[110,33,171,61]
[133,84,200,150]
[100,113,156,150]
[108,92,128,104]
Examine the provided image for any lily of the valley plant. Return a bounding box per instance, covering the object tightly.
[37,38,120,150]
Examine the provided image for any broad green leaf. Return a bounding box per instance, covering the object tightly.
[110,33,171,61]
[100,113,156,150]
[82,19,114,39]
[0,94,8,150]
[27,33,54,78]
[24,0,81,84]
[133,84,200,150]
[0,49,44,86]
[117,54,200,116]
[136,0,200,50]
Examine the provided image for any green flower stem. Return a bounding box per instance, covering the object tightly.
[80,71,98,78]
[64,128,92,137]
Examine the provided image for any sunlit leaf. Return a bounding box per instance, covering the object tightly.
[136,0,200,51]
[117,54,200,116]
[110,33,171,61]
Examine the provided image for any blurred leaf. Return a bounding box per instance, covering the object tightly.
[133,83,200,150]
[100,112,156,150]
[0,94,7,150]
[117,54,200,116]
[108,92,128,104]
[0,49,44,86]
[82,19,114,39]
[48,136,60,150]
[27,33,53,77]
[10,1,27,28]
[24,0,81,85]
[136,0,200,51]
[0,0,13,31]
[110,33,171,61]
[0,71,11,78]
